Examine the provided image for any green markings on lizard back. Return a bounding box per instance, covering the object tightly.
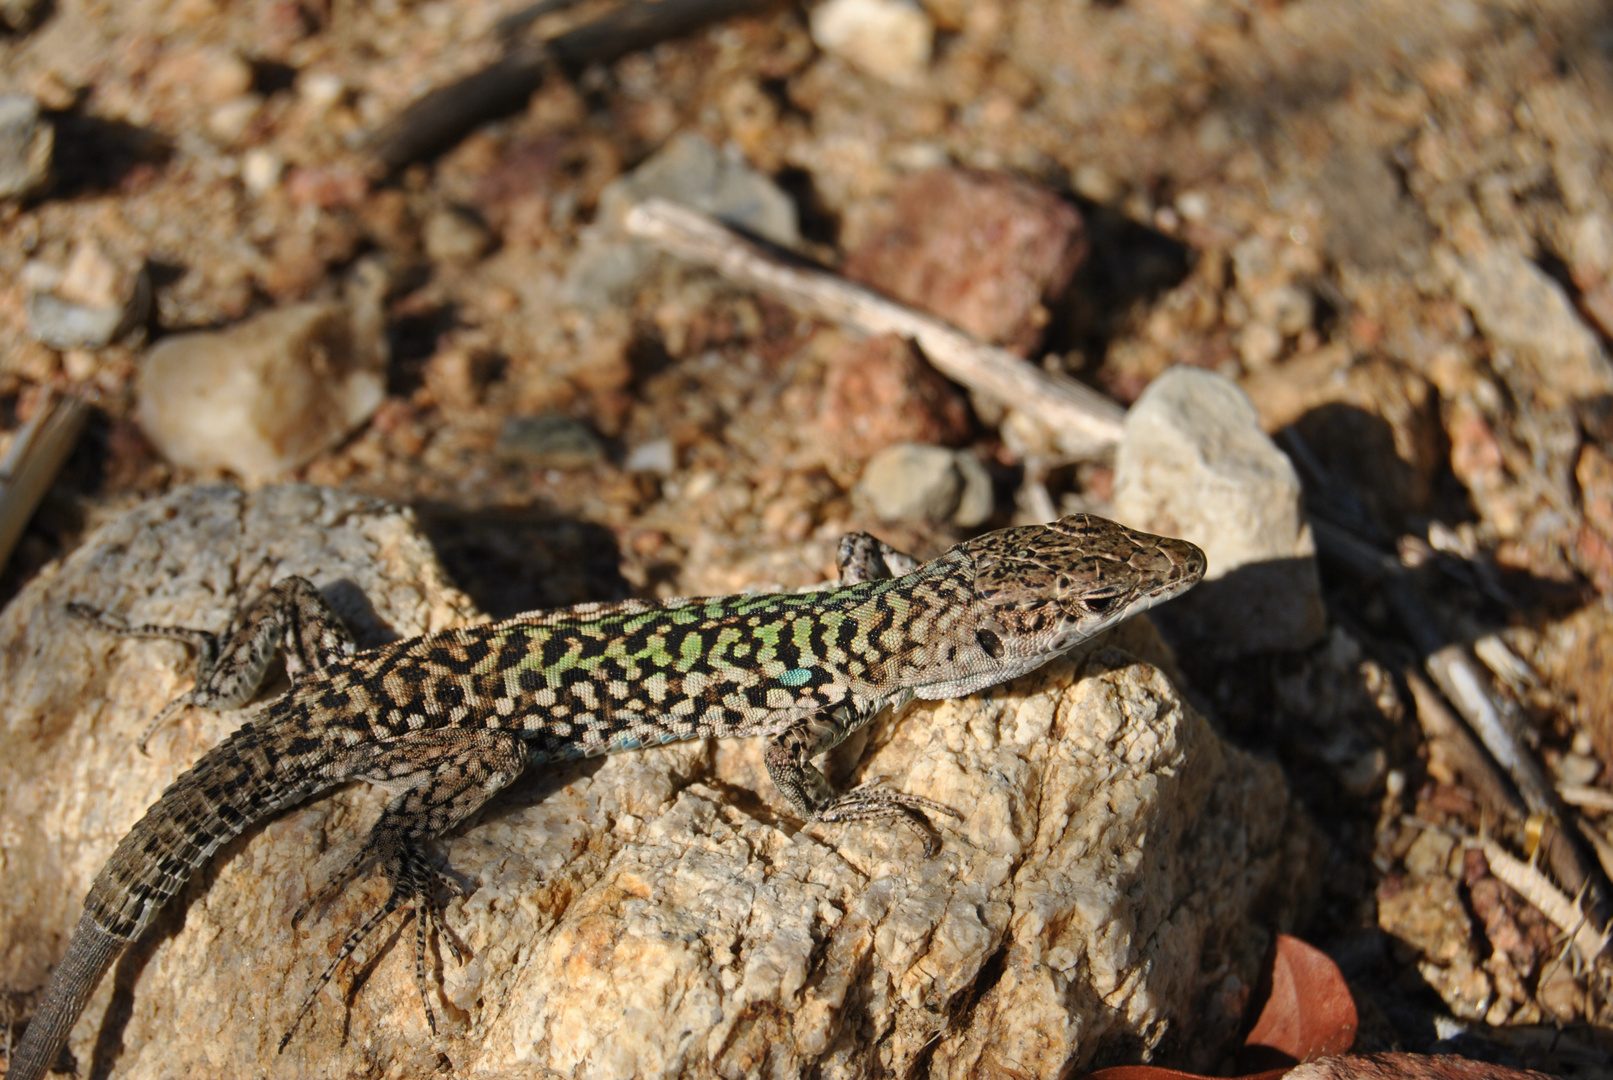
[485,571,918,706]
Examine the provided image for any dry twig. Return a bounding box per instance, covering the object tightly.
[369,0,781,170]
[0,393,87,575]
[624,198,1128,458]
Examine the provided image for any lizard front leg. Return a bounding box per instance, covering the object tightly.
[283,728,526,1049]
[764,696,957,856]
[835,532,920,584]
[70,576,355,750]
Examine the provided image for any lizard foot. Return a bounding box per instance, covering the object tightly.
[282,841,464,1051]
[811,785,962,857]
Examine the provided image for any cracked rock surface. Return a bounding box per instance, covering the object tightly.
[0,486,1315,1079]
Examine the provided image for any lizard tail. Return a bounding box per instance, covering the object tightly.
[10,716,327,1080]
[7,913,125,1080]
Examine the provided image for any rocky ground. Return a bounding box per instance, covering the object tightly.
[3,0,1613,1075]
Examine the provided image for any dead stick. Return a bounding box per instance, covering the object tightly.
[0,393,87,574]
[624,198,1128,458]
[1408,669,1599,913]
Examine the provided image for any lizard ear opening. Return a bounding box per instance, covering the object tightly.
[974,627,1006,658]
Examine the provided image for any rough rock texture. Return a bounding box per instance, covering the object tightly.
[843,169,1088,356]
[1442,246,1613,406]
[1113,367,1327,657]
[1,486,1315,1079]
[135,298,387,483]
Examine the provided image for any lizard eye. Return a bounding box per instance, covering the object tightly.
[975,627,1005,658]
[1085,594,1118,614]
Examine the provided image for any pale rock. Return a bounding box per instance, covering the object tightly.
[1253,283,1315,337]
[136,298,387,483]
[1237,321,1283,371]
[0,486,1315,1079]
[423,206,494,265]
[241,147,283,194]
[1402,829,1457,878]
[1444,245,1613,404]
[0,94,52,200]
[26,240,151,349]
[298,71,346,111]
[855,444,990,526]
[1112,367,1327,656]
[810,0,934,87]
[952,449,995,527]
[625,437,677,475]
[208,95,262,144]
[565,133,798,307]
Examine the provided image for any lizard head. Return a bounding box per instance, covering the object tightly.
[963,513,1205,660]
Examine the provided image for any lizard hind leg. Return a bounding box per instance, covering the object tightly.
[280,835,460,1051]
[281,730,527,1050]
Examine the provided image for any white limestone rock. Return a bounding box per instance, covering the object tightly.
[1113,366,1327,656]
[136,293,386,484]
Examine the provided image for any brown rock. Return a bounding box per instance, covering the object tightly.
[843,169,1087,355]
[1577,443,1613,538]
[815,332,971,461]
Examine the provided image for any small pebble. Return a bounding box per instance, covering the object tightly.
[624,438,677,476]
[26,242,151,349]
[810,0,934,86]
[208,96,262,144]
[241,148,283,195]
[423,207,494,266]
[566,133,798,307]
[952,450,994,527]
[0,94,52,200]
[855,442,962,522]
[497,414,605,469]
[1555,751,1600,789]
[299,72,346,111]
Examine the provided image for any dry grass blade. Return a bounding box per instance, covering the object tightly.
[624,198,1127,458]
[1475,838,1610,962]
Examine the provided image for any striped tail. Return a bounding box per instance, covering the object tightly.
[8,717,326,1080]
[6,913,124,1080]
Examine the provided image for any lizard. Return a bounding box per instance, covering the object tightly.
[7,512,1204,1080]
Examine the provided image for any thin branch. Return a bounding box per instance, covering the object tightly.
[369,0,781,171]
[624,198,1128,458]
[0,392,88,575]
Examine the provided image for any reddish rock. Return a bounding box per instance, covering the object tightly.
[816,332,971,461]
[1577,443,1613,538]
[843,169,1087,355]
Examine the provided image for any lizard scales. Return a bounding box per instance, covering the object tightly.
[9,513,1203,1079]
